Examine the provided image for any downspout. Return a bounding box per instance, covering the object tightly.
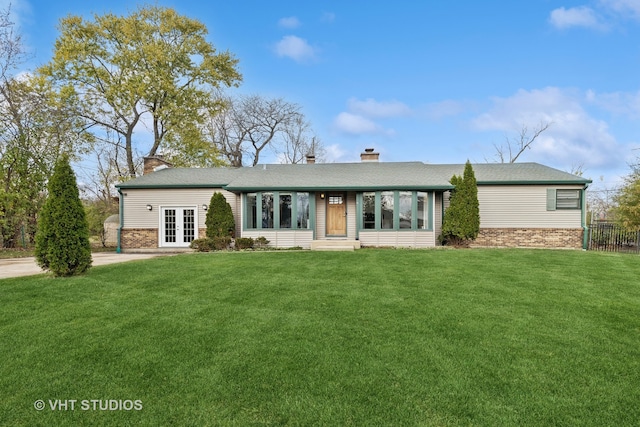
[117,188,124,254]
[582,184,589,250]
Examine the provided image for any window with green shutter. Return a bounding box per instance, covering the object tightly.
[547,188,581,210]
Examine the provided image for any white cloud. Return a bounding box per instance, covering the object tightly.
[274,35,316,62]
[588,90,640,118]
[278,16,301,29]
[332,97,410,136]
[424,100,468,120]
[333,112,383,135]
[347,98,412,119]
[472,87,624,169]
[549,6,602,29]
[600,0,640,18]
[324,143,347,162]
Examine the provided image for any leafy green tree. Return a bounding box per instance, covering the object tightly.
[35,155,92,276]
[441,160,480,245]
[614,164,640,229]
[41,5,242,176]
[0,74,92,248]
[206,192,235,238]
[0,7,92,247]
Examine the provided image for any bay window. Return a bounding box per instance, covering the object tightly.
[245,192,312,230]
[359,190,432,231]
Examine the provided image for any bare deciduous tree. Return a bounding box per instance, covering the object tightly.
[206,94,322,166]
[280,115,325,164]
[0,5,25,82]
[493,121,552,163]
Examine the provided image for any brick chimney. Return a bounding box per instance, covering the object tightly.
[360,148,379,162]
[143,156,172,175]
[306,154,316,164]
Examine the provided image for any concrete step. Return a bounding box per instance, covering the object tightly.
[311,240,361,251]
[314,246,355,251]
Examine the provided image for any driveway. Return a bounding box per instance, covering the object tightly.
[0,253,173,279]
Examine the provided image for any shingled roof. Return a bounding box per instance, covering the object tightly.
[116,161,591,190]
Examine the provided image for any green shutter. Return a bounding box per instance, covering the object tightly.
[546,189,556,211]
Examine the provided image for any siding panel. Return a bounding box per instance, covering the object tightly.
[122,188,239,233]
[477,185,583,228]
[242,230,313,249]
[359,231,435,247]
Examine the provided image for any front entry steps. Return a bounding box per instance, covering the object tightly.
[311,240,361,251]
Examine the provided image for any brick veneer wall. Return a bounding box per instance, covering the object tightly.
[472,228,584,249]
[121,228,158,249]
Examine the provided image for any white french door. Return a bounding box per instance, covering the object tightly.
[161,207,197,247]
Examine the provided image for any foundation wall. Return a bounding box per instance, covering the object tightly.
[472,228,584,249]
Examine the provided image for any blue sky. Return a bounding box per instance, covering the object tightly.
[6,0,640,191]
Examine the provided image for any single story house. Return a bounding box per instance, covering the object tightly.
[115,150,592,251]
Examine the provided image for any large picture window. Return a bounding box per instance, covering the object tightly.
[399,192,412,229]
[245,192,312,230]
[417,192,428,229]
[359,191,432,231]
[246,193,257,229]
[297,193,310,229]
[362,193,376,229]
[262,193,274,228]
[280,193,292,228]
[380,191,394,229]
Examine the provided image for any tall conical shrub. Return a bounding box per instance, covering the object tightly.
[35,155,92,276]
[206,192,235,238]
[441,160,480,245]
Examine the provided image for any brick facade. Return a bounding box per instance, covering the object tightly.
[472,228,584,249]
[121,228,158,249]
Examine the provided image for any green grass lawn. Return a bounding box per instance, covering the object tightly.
[1,249,639,426]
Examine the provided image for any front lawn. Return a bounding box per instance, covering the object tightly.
[1,249,639,426]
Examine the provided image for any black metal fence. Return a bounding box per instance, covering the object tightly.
[588,222,640,254]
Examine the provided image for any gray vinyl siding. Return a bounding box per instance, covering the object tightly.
[477,185,583,228]
[347,192,357,240]
[359,231,436,247]
[121,188,240,235]
[315,193,326,239]
[241,230,314,249]
[434,192,443,240]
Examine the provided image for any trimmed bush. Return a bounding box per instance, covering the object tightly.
[212,236,232,250]
[190,238,215,252]
[190,236,232,251]
[254,236,270,249]
[235,237,254,250]
[206,192,235,238]
[35,155,92,276]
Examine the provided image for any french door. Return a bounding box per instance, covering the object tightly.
[161,207,196,247]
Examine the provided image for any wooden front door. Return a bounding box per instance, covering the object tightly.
[326,193,347,236]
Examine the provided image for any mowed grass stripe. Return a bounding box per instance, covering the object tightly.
[1,249,639,426]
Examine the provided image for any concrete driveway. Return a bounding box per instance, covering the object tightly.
[0,252,172,279]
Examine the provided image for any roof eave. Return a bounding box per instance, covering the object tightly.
[477,179,592,185]
[115,183,230,189]
[224,185,455,192]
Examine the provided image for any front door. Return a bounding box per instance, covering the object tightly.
[326,193,347,236]
[161,207,196,247]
